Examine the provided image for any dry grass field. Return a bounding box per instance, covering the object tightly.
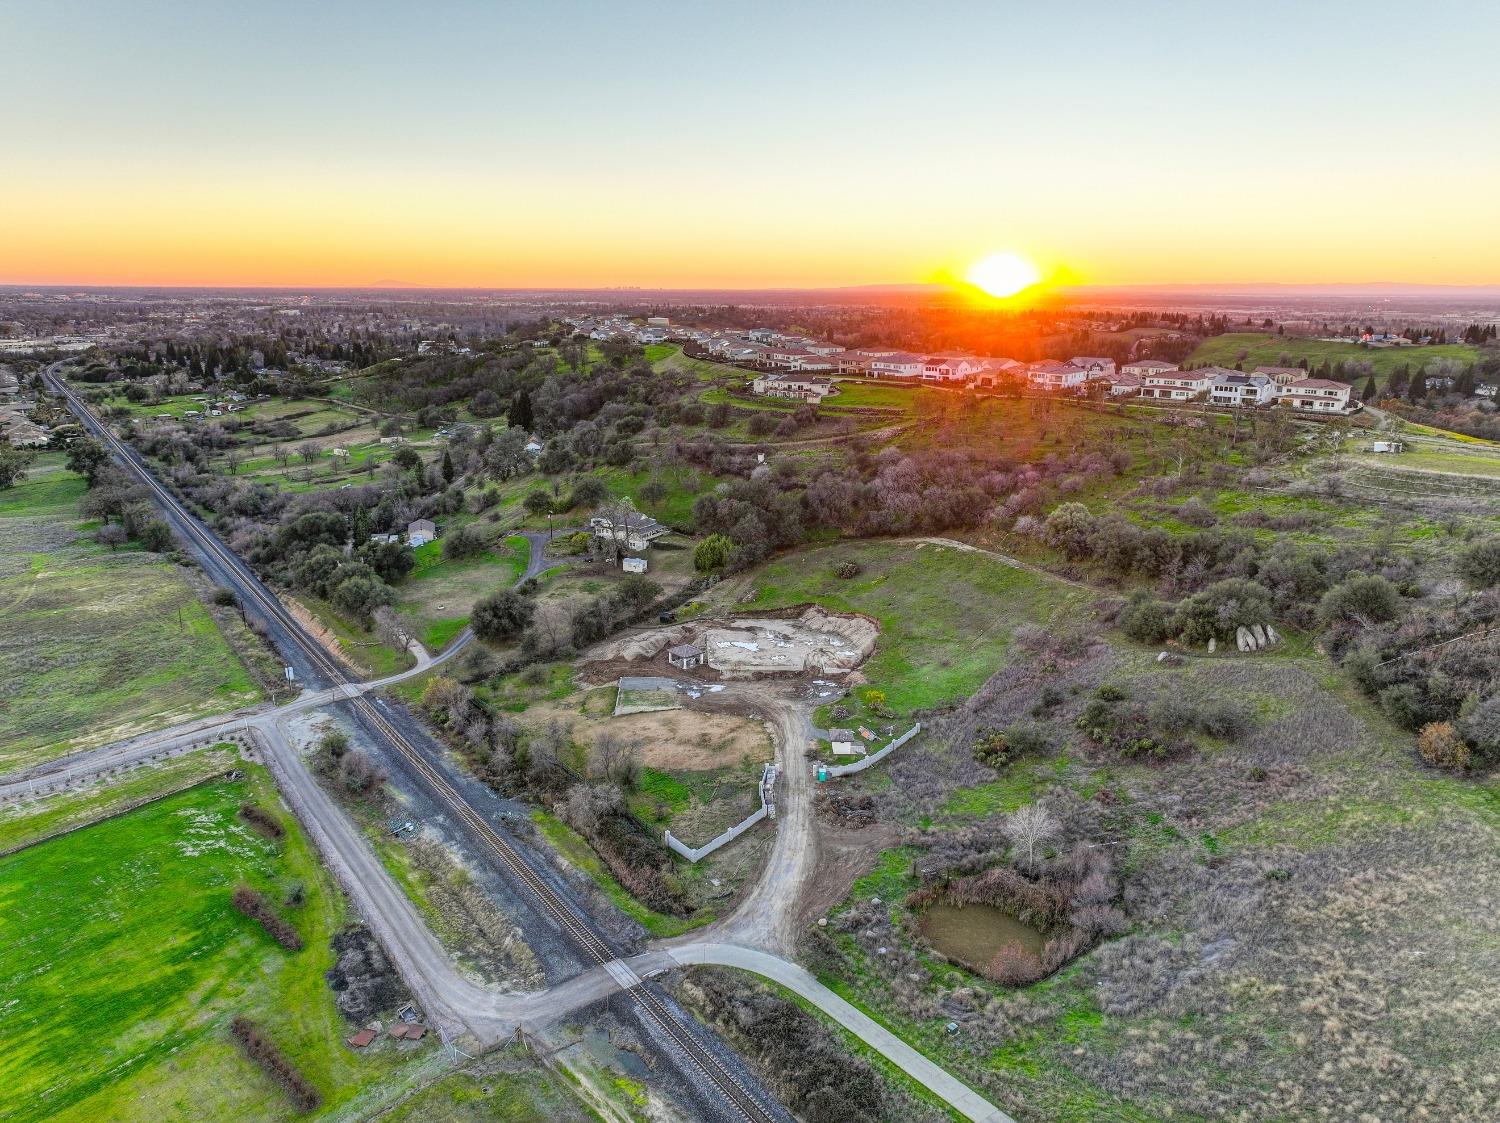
[0,456,260,774]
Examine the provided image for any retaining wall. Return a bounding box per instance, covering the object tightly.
[665,763,776,863]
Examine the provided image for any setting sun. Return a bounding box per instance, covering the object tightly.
[966,251,1042,298]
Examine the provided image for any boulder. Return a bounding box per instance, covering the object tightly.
[1251,623,1268,648]
[1207,637,1216,653]
[1236,626,1254,653]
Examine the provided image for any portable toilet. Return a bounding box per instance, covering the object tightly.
[816,764,829,783]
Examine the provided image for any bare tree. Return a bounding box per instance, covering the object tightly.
[298,441,321,465]
[591,730,641,788]
[593,496,642,564]
[1002,803,1060,868]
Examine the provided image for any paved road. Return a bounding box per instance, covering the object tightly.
[26,369,1012,1123]
[0,527,562,800]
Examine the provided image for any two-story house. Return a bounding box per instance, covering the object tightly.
[1278,378,1353,412]
[1026,360,1087,391]
[1140,368,1219,400]
[1208,371,1276,406]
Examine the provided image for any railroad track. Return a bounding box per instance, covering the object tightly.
[47,371,777,1123]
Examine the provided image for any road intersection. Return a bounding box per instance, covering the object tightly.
[13,366,1015,1123]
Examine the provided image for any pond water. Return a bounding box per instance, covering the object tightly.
[919,902,1046,971]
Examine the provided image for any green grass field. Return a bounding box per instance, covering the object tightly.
[730,540,1088,715]
[0,766,419,1122]
[1348,444,1500,478]
[373,1061,601,1122]
[0,456,260,774]
[595,464,716,528]
[1187,332,1478,381]
[0,744,239,853]
[396,533,530,650]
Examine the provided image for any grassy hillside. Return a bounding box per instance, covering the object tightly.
[0,455,260,774]
[1187,332,1478,380]
[813,633,1500,1123]
[725,539,1089,716]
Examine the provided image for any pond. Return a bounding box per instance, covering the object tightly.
[919,902,1047,972]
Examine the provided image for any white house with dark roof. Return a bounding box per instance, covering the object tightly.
[921,355,988,383]
[1140,368,1219,400]
[867,352,926,378]
[1278,378,1354,412]
[1069,356,1117,378]
[1122,359,1180,378]
[1027,360,1087,391]
[750,372,834,402]
[1208,371,1276,406]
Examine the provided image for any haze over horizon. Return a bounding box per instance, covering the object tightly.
[4,0,1498,291]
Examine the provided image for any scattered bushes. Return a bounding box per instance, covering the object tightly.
[231,885,303,950]
[228,1017,322,1113]
[971,721,1052,768]
[681,970,888,1123]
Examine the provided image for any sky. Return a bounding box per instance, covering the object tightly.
[3,0,1498,290]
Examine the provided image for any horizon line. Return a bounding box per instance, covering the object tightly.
[5,279,1500,295]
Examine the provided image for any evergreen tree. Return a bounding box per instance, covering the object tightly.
[441,450,455,484]
[510,389,535,432]
[1362,374,1378,402]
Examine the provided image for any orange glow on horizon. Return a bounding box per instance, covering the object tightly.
[966,252,1041,298]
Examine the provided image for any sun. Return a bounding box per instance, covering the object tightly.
[966,251,1041,298]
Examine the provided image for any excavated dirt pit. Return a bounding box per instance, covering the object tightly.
[582,606,879,681]
[702,607,877,677]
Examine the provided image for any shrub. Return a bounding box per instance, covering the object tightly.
[1120,593,1173,644]
[1456,537,1500,588]
[1003,721,1053,759]
[471,588,535,642]
[1317,574,1402,629]
[228,1017,322,1113]
[442,524,487,560]
[568,476,608,509]
[1417,721,1471,771]
[1171,578,1273,646]
[231,885,303,950]
[986,943,1047,987]
[693,532,734,573]
[212,586,238,606]
[1457,694,1500,766]
[747,412,780,437]
[238,803,285,840]
[136,519,175,552]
